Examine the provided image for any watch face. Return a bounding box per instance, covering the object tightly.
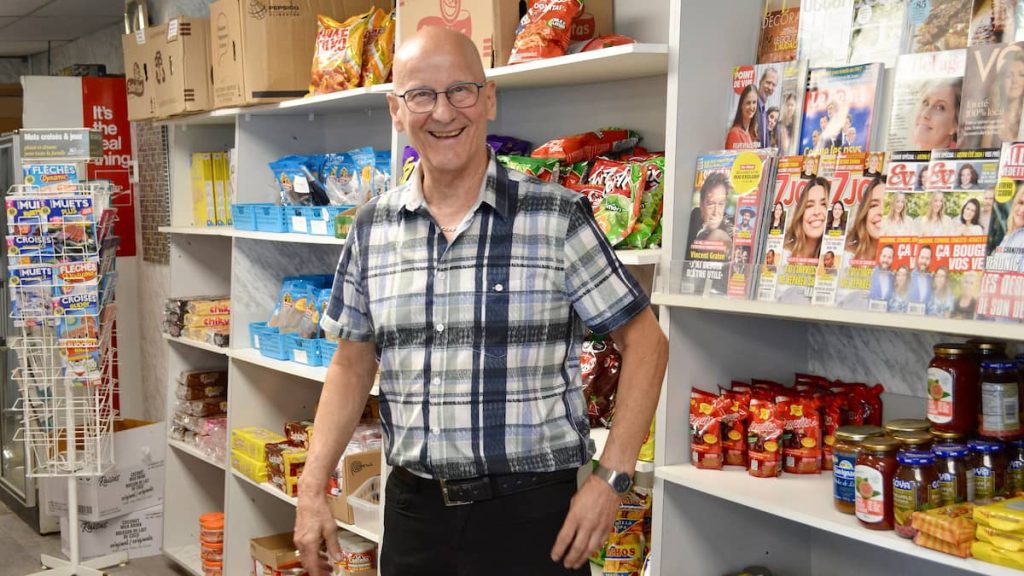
[612,473,632,493]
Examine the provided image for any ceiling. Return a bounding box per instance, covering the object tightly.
[0,0,125,57]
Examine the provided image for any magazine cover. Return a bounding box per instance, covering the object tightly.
[849,0,910,67]
[797,0,855,67]
[758,1,801,63]
[958,41,1024,149]
[683,150,774,297]
[977,141,1024,321]
[907,0,973,53]
[969,0,1024,45]
[780,60,811,156]
[886,50,967,151]
[725,63,787,150]
[800,63,885,156]
[757,154,837,304]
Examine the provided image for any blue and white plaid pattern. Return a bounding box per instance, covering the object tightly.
[321,156,649,479]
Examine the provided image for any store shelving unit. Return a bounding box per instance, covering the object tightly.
[168,439,226,471]
[162,333,229,356]
[163,544,203,576]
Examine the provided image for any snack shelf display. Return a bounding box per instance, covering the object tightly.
[162,333,229,356]
[230,469,380,544]
[168,438,226,471]
[228,348,381,396]
[163,543,204,576]
[486,43,669,89]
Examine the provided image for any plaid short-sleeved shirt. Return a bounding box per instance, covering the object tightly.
[321,155,649,479]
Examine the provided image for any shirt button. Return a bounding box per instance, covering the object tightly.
[433,377,441,386]
[438,272,446,279]
[431,427,441,435]
[435,324,444,333]
[494,283,503,292]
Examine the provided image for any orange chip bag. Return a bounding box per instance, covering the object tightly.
[508,0,583,65]
[748,397,784,478]
[309,13,368,96]
[690,388,729,470]
[360,8,395,87]
[778,395,822,475]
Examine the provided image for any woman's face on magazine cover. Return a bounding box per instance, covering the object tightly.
[1013,189,1024,228]
[701,185,727,231]
[868,154,881,173]
[742,89,757,123]
[785,96,796,121]
[962,200,977,223]
[802,184,828,240]
[914,82,957,150]
[832,202,844,220]
[893,192,907,216]
[895,266,909,289]
[1004,59,1024,99]
[934,268,948,289]
[866,182,886,238]
[959,166,973,187]
[931,191,945,216]
[961,272,978,297]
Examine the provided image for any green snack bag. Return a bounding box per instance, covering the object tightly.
[623,156,666,249]
[586,159,644,246]
[497,155,560,182]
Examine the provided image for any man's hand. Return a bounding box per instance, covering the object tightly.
[294,488,342,576]
[550,474,621,569]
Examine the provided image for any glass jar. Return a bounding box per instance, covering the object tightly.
[856,436,900,530]
[970,439,1008,504]
[933,443,971,506]
[832,425,885,514]
[894,450,942,539]
[885,419,932,435]
[968,339,1009,360]
[979,360,1023,439]
[890,430,934,452]
[931,427,969,446]
[1009,439,1024,498]
[928,343,979,434]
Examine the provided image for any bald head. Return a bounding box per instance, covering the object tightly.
[393,26,485,90]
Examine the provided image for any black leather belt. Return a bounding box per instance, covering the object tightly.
[392,466,578,506]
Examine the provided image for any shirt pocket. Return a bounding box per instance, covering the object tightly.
[471,286,510,359]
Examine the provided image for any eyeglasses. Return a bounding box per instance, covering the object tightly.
[395,82,485,114]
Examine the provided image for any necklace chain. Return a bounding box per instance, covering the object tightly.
[439,224,458,232]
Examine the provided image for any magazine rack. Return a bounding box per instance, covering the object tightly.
[7,182,127,575]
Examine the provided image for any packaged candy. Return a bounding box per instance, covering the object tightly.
[748,397,784,478]
[360,7,395,87]
[320,152,362,205]
[822,392,847,469]
[586,159,644,246]
[371,149,392,197]
[186,299,230,316]
[567,183,603,213]
[231,427,286,462]
[559,161,590,187]
[582,336,621,427]
[285,420,315,450]
[973,539,1024,567]
[497,155,559,182]
[532,129,641,164]
[622,155,665,249]
[508,0,583,64]
[269,156,315,205]
[975,497,1024,533]
[309,12,368,95]
[568,33,637,54]
[179,369,227,388]
[720,386,750,467]
[978,524,1024,551]
[689,388,728,470]
[778,395,821,474]
[487,134,532,157]
[400,146,418,184]
[351,146,376,203]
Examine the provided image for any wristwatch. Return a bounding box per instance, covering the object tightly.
[593,464,633,495]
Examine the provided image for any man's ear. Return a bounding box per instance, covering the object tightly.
[388,93,405,133]
[484,81,497,122]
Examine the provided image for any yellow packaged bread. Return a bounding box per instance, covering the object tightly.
[231,449,268,483]
[231,427,286,461]
[911,503,976,544]
[972,540,1024,570]
[975,497,1024,533]
[978,524,1024,551]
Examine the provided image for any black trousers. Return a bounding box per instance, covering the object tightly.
[380,469,591,576]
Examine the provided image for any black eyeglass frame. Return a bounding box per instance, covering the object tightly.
[394,81,487,113]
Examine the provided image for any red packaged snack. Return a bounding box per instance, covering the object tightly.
[748,397,784,478]
[532,129,641,164]
[585,159,644,245]
[568,184,603,213]
[568,33,637,54]
[751,378,784,397]
[779,395,822,475]
[837,381,885,426]
[498,155,560,182]
[822,392,848,470]
[690,388,729,470]
[508,0,583,65]
[730,380,752,393]
[582,336,621,427]
[559,161,591,187]
[795,372,832,389]
[720,387,751,467]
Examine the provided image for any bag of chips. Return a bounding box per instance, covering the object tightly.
[582,336,621,427]
[559,161,590,187]
[587,159,644,246]
[622,156,665,249]
[360,8,395,87]
[508,0,583,65]
[778,395,821,474]
[309,13,368,96]
[568,33,637,54]
[400,146,418,185]
[497,155,560,182]
[487,134,532,157]
[720,386,751,468]
[690,388,729,470]
[748,396,784,478]
[567,183,604,214]
[532,129,641,164]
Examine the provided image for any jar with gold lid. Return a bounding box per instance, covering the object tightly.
[833,425,885,514]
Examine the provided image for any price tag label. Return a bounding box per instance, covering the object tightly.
[167,19,179,41]
[135,29,145,45]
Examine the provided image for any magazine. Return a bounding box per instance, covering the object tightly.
[958,41,1024,149]
[885,50,967,151]
[725,63,787,151]
[968,0,1024,45]
[977,141,1024,321]
[683,150,776,298]
[780,61,811,156]
[849,0,909,67]
[800,63,885,156]
[758,1,801,63]
[873,151,933,312]
[906,0,973,53]
[798,0,855,67]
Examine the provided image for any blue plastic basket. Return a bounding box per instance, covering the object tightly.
[254,204,289,233]
[286,334,323,366]
[318,339,338,362]
[285,206,312,234]
[232,204,259,231]
[250,322,288,360]
[306,206,353,237]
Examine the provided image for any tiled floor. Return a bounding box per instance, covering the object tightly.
[0,499,186,576]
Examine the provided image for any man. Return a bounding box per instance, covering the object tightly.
[869,245,895,302]
[909,245,934,304]
[737,207,754,233]
[293,27,667,576]
[839,114,854,148]
[757,67,778,149]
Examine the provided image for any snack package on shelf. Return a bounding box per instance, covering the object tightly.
[508,0,583,65]
[231,449,269,484]
[779,394,821,474]
[231,427,287,462]
[360,7,396,87]
[582,335,621,428]
[747,395,785,478]
[309,13,368,96]
[285,420,314,450]
[719,384,750,468]
[978,524,1024,551]
[975,497,1024,532]
[689,388,728,470]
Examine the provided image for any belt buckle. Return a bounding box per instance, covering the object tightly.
[439,480,472,507]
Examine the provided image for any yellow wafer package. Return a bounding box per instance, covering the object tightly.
[978,524,1024,551]
[309,13,368,96]
[973,540,1024,570]
[975,497,1024,533]
[360,7,395,87]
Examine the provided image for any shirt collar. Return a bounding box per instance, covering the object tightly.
[402,147,510,220]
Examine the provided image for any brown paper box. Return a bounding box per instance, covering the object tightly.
[397,0,520,69]
[329,450,381,524]
[250,532,301,570]
[122,29,159,121]
[152,18,212,117]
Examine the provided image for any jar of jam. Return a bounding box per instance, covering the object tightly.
[832,425,885,514]
[884,419,932,435]
[970,439,1008,504]
[1009,439,1024,497]
[979,360,1023,439]
[933,443,971,505]
[856,436,900,530]
[893,450,941,539]
[928,343,979,434]
[930,427,969,446]
[890,430,934,452]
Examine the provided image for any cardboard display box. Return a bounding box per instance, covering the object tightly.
[209,0,390,108]
[329,450,381,524]
[44,420,166,522]
[152,17,212,117]
[122,28,159,121]
[61,504,163,561]
[251,531,302,571]
[398,0,520,69]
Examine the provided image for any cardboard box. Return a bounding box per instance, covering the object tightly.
[398,0,521,68]
[45,420,166,523]
[209,0,390,108]
[152,18,212,117]
[191,152,217,227]
[250,532,302,570]
[329,450,381,524]
[61,505,163,561]
[122,28,158,121]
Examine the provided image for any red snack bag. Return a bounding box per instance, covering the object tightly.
[508,0,583,65]
[719,387,751,468]
[568,183,603,213]
[585,159,644,246]
[559,161,591,187]
[822,392,848,470]
[748,397,784,478]
[582,336,621,427]
[532,129,641,164]
[751,378,784,397]
[795,372,832,389]
[690,388,729,470]
[778,395,822,475]
[861,383,885,426]
[730,380,752,393]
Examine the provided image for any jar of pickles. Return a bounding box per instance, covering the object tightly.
[970,439,1008,504]
[893,450,941,539]
[933,443,971,505]
[832,425,885,514]
[856,436,900,530]
[928,344,979,434]
[979,360,1023,439]
[890,430,934,452]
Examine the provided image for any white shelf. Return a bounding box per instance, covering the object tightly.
[158,107,242,126]
[168,438,226,471]
[157,85,391,126]
[651,293,1024,342]
[162,333,230,355]
[231,469,381,543]
[615,249,661,266]
[487,44,669,89]
[656,464,1016,576]
[159,225,232,237]
[230,229,345,245]
[228,347,380,395]
[164,544,204,576]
